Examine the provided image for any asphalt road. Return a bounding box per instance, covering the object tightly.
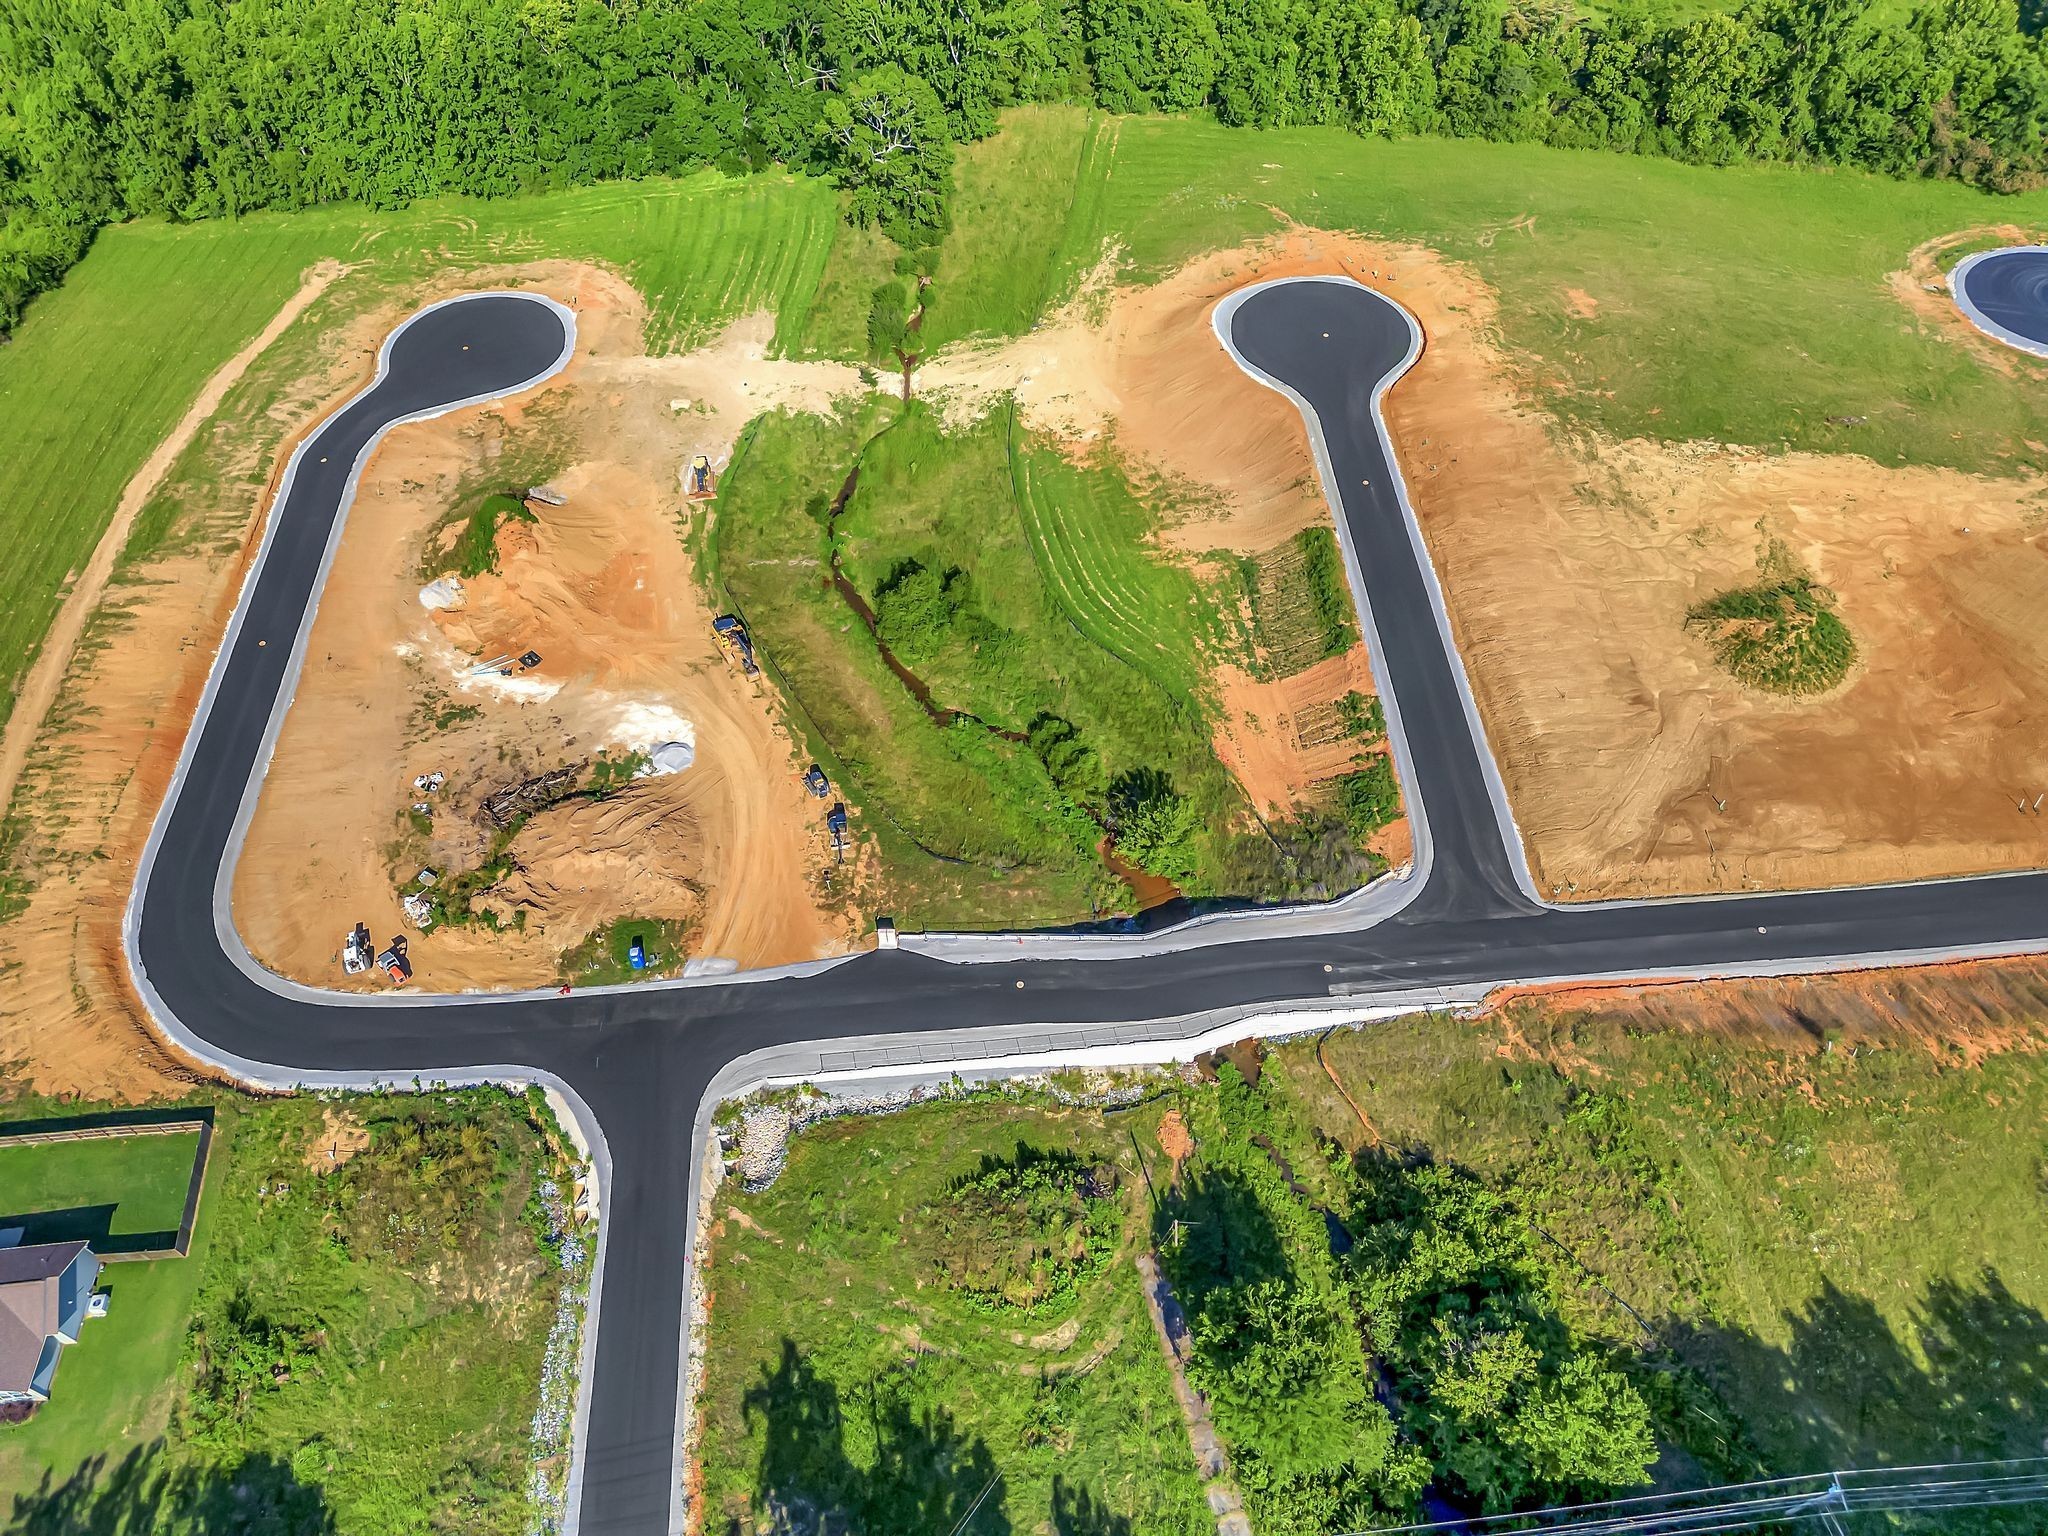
[126,284,2048,1535]
[1952,245,2048,356]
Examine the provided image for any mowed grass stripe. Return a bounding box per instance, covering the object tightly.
[1010,437,1204,704]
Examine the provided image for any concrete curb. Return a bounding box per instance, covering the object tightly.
[1951,246,2048,359]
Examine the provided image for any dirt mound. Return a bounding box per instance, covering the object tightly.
[478,780,705,937]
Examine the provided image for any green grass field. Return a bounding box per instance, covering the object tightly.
[0,1089,578,1535]
[694,1098,1211,1536]
[712,396,1369,925]
[704,1004,2048,1528]
[1009,430,1211,707]
[0,170,837,729]
[1273,1007,2048,1503]
[0,1130,198,1247]
[918,105,1097,353]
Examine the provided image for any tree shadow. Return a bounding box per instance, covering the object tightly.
[3,1442,336,1536]
[739,1339,1010,1536]
[1050,1475,1133,1536]
[1152,1164,1291,1301]
[1664,1268,2048,1475]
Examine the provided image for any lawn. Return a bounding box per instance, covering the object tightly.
[917,105,1097,353]
[0,169,837,729]
[693,1097,1211,1536]
[0,1129,199,1248]
[0,1087,583,1535]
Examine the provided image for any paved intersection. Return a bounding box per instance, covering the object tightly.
[125,281,2048,1534]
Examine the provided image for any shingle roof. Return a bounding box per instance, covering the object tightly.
[0,1241,86,1287]
[0,1242,88,1393]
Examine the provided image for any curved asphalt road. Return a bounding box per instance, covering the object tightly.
[126,282,2048,1535]
[1952,245,2048,357]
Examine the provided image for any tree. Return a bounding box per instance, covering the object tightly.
[1086,0,1220,113]
[821,63,954,244]
[1350,1160,1658,1512]
[1108,767,1201,879]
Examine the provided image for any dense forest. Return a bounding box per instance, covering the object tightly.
[4,0,2046,329]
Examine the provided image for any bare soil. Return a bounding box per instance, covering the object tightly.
[949,228,2048,900]
[233,266,867,989]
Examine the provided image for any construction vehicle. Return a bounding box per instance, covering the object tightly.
[804,764,830,798]
[712,614,759,676]
[687,454,716,499]
[342,923,373,975]
[375,935,413,984]
[826,801,850,864]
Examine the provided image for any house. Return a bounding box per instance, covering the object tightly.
[0,1241,102,1405]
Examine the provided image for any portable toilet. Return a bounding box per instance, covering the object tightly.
[628,935,648,971]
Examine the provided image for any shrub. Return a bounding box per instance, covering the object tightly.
[1337,690,1385,742]
[1335,756,1400,842]
[920,1145,1120,1312]
[1027,713,1107,810]
[1295,527,1358,659]
[873,556,968,664]
[1685,577,1855,694]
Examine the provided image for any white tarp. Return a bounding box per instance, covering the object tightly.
[637,739,696,777]
[418,576,465,610]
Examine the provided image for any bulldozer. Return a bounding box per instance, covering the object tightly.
[686,453,716,501]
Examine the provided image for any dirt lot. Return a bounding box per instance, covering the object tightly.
[0,259,865,1089]
[931,228,2048,900]
[233,266,866,989]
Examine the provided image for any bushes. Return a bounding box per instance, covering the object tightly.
[1338,689,1386,742]
[1295,526,1359,660]
[919,1145,1121,1312]
[872,556,970,664]
[1109,767,1202,879]
[1348,1160,1658,1512]
[1337,755,1401,841]
[1686,576,1856,694]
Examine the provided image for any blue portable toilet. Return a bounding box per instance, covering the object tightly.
[628,935,648,970]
